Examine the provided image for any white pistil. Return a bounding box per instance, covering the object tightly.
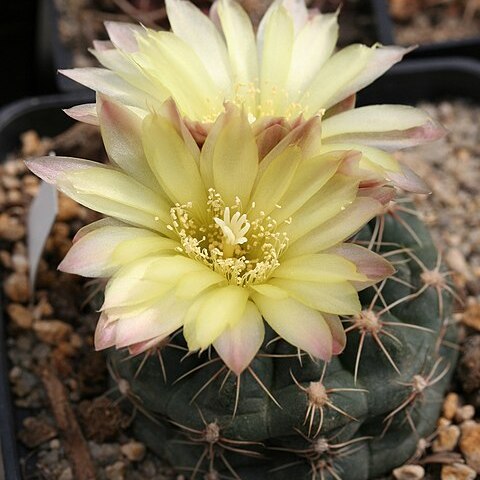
[214,207,250,258]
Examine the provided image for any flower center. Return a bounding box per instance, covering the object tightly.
[169,189,289,287]
[213,207,250,257]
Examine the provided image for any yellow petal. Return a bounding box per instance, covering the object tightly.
[212,107,258,207]
[250,145,301,216]
[166,0,232,92]
[135,31,222,119]
[184,285,249,350]
[287,12,338,98]
[300,44,374,114]
[286,196,383,257]
[273,253,367,283]
[270,278,361,315]
[252,292,333,360]
[284,174,359,243]
[143,113,207,219]
[273,150,349,223]
[218,0,258,112]
[259,4,295,115]
[319,143,400,173]
[175,270,226,299]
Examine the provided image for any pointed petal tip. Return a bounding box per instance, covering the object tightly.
[24,157,56,184]
[94,313,117,350]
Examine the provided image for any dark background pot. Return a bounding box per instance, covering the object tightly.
[0,1,46,107]
[0,59,479,478]
[0,91,93,480]
[372,0,480,60]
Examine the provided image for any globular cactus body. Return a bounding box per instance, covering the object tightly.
[110,208,457,479]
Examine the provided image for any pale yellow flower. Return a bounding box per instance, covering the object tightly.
[62,0,445,192]
[27,97,393,374]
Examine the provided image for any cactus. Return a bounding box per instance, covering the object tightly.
[108,206,457,480]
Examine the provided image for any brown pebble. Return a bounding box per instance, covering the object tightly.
[105,461,126,480]
[20,130,43,156]
[33,320,72,345]
[78,397,130,442]
[3,273,30,303]
[462,303,480,331]
[432,424,460,453]
[11,253,28,273]
[7,189,23,205]
[443,393,460,420]
[121,441,146,462]
[446,248,474,281]
[7,304,33,329]
[32,296,54,320]
[458,336,480,393]
[456,405,475,423]
[441,463,476,480]
[460,421,480,473]
[0,214,25,241]
[57,195,83,221]
[2,175,20,190]
[438,417,451,428]
[18,417,57,448]
[393,464,425,480]
[0,250,12,268]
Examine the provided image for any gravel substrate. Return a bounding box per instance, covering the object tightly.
[389,0,480,45]
[1,100,479,479]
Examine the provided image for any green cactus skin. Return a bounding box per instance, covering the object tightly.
[108,207,457,480]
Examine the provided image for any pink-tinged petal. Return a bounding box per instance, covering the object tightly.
[94,312,117,350]
[158,98,201,162]
[256,122,291,160]
[337,150,373,180]
[63,103,99,126]
[282,0,308,32]
[322,105,447,151]
[386,163,430,194]
[213,301,264,375]
[128,336,169,356]
[325,46,415,109]
[259,114,322,172]
[328,243,395,290]
[25,156,96,184]
[92,40,114,52]
[324,94,356,118]
[252,292,333,361]
[26,156,173,234]
[358,185,396,205]
[104,21,144,53]
[59,68,158,109]
[322,314,346,355]
[97,94,159,191]
[73,218,127,243]
[58,226,172,278]
[115,295,190,348]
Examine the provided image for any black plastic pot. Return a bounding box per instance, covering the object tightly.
[0,91,93,480]
[38,0,89,93]
[0,1,42,106]
[372,0,480,60]
[0,59,479,479]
